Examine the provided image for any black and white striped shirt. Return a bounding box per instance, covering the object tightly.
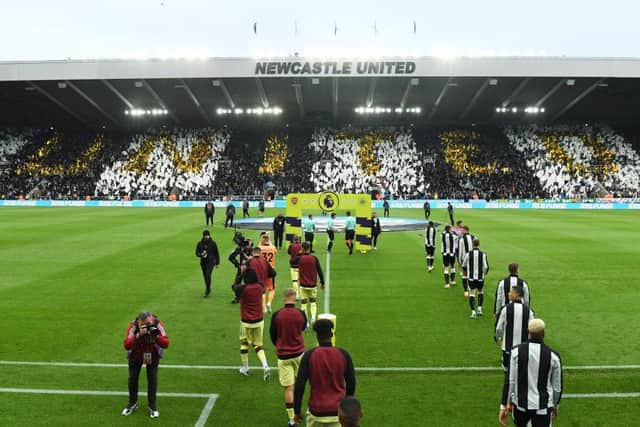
[495,275,531,315]
[505,339,563,411]
[495,301,535,352]
[425,225,437,247]
[441,231,457,255]
[457,233,474,262]
[461,248,489,280]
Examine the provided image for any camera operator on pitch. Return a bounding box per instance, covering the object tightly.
[122,311,170,418]
[228,232,253,303]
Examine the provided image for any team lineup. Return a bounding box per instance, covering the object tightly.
[187,203,563,427]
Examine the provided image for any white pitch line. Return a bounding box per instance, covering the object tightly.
[0,387,219,427]
[195,394,219,427]
[1,360,640,371]
[0,387,214,398]
[565,392,640,398]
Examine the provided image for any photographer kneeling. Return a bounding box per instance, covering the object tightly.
[122,311,170,418]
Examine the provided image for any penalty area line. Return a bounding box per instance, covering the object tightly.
[0,387,219,427]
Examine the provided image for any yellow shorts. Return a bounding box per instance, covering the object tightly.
[239,321,264,347]
[307,412,340,427]
[300,286,318,300]
[278,355,302,387]
[290,267,299,283]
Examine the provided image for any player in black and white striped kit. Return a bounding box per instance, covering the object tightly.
[495,285,534,409]
[494,262,530,317]
[441,225,458,288]
[424,221,437,272]
[461,238,489,318]
[499,319,562,427]
[457,225,474,298]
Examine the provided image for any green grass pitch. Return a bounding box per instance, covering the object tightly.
[0,207,638,426]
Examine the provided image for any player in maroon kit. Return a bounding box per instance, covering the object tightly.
[270,288,307,427]
[294,318,356,427]
[233,268,271,380]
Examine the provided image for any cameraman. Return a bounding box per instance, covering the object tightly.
[122,311,170,418]
[196,229,220,297]
[228,232,253,303]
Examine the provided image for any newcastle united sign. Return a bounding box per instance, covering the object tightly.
[255,60,416,76]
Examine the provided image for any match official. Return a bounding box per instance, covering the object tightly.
[345,211,356,255]
[270,288,307,427]
[273,212,286,249]
[371,212,381,250]
[326,213,336,253]
[499,319,562,427]
[204,200,214,226]
[495,263,530,317]
[461,238,489,318]
[303,214,316,253]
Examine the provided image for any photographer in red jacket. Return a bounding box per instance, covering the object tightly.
[122,312,170,418]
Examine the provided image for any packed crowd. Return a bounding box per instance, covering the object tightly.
[308,128,425,197]
[421,129,544,200]
[2,126,640,200]
[505,125,640,198]
[95,128,229,199]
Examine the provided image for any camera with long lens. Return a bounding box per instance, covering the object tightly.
[233,232,246,246]
[145,322,160,338]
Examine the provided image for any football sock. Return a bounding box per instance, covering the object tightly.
[450,269,456,282]
[463,278,469,291]
[478,293,484,307]
[256,349,268,368]
[286,404,295,423]
[300,301,307,315]
[240,352,249,368]
[310,302,317,319]
[469,295,476,311]
[444,273,449,284]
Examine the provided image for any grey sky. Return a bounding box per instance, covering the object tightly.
[1,0,637,60]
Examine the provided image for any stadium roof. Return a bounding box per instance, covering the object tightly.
[1,56,640,129]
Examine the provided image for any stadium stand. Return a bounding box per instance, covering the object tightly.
[308,127,425,197]
[505,125,640,198]
[2,126,640,200]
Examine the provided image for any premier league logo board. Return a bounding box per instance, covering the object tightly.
[285,193,372,252]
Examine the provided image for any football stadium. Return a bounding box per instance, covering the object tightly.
[1,2,640,426]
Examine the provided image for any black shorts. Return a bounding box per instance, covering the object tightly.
[425,245,435,256]
[512,407,551,427]
[327,230,335,241]
[442,254,456,267]
[468,279,484,290]
[345,230,355,240]
[502,351,510,371]
[304,232,314,243]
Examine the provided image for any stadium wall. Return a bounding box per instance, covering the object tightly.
[1,200,639,209]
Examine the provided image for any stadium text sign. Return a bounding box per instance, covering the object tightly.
[254,61,416,76]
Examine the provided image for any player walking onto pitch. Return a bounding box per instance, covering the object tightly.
[344,211,356,255]
[233,268,271,381]
[270,288,307,427]
[441,224,457,288]
[259,233,278,313]
[288,235,303,299]
[462,238,489,319]
[457,225,475,298]
[291,242,325,326]
[424,221,437,272]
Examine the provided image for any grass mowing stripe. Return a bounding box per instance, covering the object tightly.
[2,360,640,371]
